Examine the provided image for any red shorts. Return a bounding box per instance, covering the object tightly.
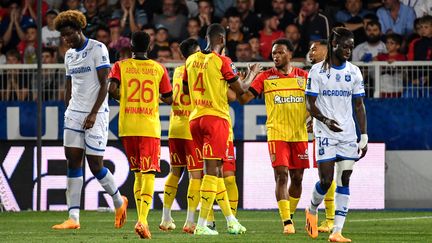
[169,138,203,171]
[121,136,160,172]
[268,141,309,169]
[189,115,229,160]
[223,141,236,172]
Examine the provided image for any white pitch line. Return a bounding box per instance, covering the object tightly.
[350,216,432,222]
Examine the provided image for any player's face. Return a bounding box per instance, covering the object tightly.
[60,26,83,49]
[309,42,327,64]
[334,37,354,61]
[272,44,291,68]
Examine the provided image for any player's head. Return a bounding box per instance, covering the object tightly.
[328,27,354,63]
[309,39,328,64]
[179,38,200,59]
[54,10,87,49]
[271,38,294,69]
[206,23,226,48]
[131,31,150,54]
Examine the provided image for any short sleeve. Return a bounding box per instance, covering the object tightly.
[220,55,238,83]
[64,52,70,77]
[108,61,121,82]
[94,42,111,70]
[305,66,320,96]
[352,66,365,98]
[249,72,266,96]
[159,65,172,94]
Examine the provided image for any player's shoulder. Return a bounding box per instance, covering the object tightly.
[174,64,185,73]
[292,66,308,77]
[309,61,325,73]
[345,61,361,72]
[88,39,105,49]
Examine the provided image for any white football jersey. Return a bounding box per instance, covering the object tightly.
[65,38,110,113]
[305,61,365,141]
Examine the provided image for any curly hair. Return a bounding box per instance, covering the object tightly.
[54,10,87,31]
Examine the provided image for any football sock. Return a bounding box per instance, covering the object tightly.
[197,175,218,227]
[333,186,350,233]
[185,178,201,224]
[224,176,239,216]
[216,178,235,222]
[139,173,155,225]
[134,172,142,216]
[207,207,215,225]
[277,200,291,224]
[162,173,180,221]
[309,181,327,215]
[66,168,83,223]
[289,196,300,217]
[325,180,336,222]
[95,167,123,208]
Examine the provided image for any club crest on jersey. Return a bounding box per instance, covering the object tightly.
[297,77,304,87]
[345,74,351,82]
[336,73,341,82]
[319,148,325,155]
[230,63,238,74]
[102,56,107,62]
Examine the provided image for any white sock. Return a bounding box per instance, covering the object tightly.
[225,214,237,223]
[333,186,350,233]
[185,210,195,224]
[66,176,83,223]
[96,167,123,208]
[309,181,327,214]
[197,217,207,227]
[162,207,172,221]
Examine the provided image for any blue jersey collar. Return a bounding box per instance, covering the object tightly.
[75,38,89,52]
[331,62,346,70]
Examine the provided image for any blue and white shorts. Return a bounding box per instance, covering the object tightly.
[314,137,359,163]
[63,109,109,156]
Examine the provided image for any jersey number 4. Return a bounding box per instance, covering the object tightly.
[193,72,206,95]
[127,79,154,103]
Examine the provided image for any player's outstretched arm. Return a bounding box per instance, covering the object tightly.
[108,78,120,101]
[306,95,342,132]
[354,97,368,159]
[83,67,110,129]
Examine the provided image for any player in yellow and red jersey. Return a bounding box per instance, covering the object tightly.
[238,38,310,235]
[158,38,203,234]
[108,31,173,239]
[183,23,260,235]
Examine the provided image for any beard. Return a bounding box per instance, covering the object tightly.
[366,35,381,44]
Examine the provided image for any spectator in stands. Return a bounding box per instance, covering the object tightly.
[96,26,118,63]
[17,25,37,64]
[0,1,35,53]
[226,12,245,59]
[56,37,69,63]
[1,49,30,101]
[213,0,235,18]
[335,0,373,43]
[111,0,149,37]
[374,33,406,98]
[21,0,49,23]
[170,40,183,61]
[155,25,170,47]
[156,46,173,62]
[42,9,61,48]
[186,17,207,49]
[295,0,331,45]
[83,0,106,39]
[271,0,296,31]
[97,0,115,22]
[33,47,59,101]
[154,0,188,41]
[135,0,160,24]
[409,15,432,61]
[377,0,416,35]
[118,46,132,60]
[401,0,432,18]
[284,23,307,62]
[108,18,131,54]
[248,35,264,61]
[0,39,6,64]
[352,13,380,46]
[61,0,85,12]
[195,0,221,38]
[142,24,159,59]
[353,20,387,62]
[225,0,262,38]
[235,41,257,62]
[259,12,284,60]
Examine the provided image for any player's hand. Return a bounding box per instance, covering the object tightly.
[358,134,368,159]
[83,113,97,129]
[323,118,343,132]
[248,63,262,76]
[307,117,313,133]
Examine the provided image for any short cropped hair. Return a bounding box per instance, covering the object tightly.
[206,23,226,40]
[272,38,294,52]
[179,38,199,58]
[131,31,150,53]
[54,10,87,31]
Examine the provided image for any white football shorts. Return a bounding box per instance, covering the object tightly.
[314,136,359,163]
[63,109,109,156]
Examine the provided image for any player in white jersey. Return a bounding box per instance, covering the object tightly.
[304,27,368,243]
[52,10,128,230]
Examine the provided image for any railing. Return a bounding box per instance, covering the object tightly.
[0,61,430,101]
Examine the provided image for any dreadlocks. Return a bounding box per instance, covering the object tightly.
[322,27,354,72]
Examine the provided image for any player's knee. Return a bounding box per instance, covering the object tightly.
[275,171,289,185]
[319,177,333,192]
[289,170,304,187]
[340,170,352,187]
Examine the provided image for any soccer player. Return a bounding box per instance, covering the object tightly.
[107,31,173,239]
[52,10,128,230]
[304,27,368,242]
[238,38,310,235]
[158,38,203,233]
[309,39,337,233]
[182,23,258,235]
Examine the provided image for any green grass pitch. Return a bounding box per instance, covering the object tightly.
[0,210,431,242]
